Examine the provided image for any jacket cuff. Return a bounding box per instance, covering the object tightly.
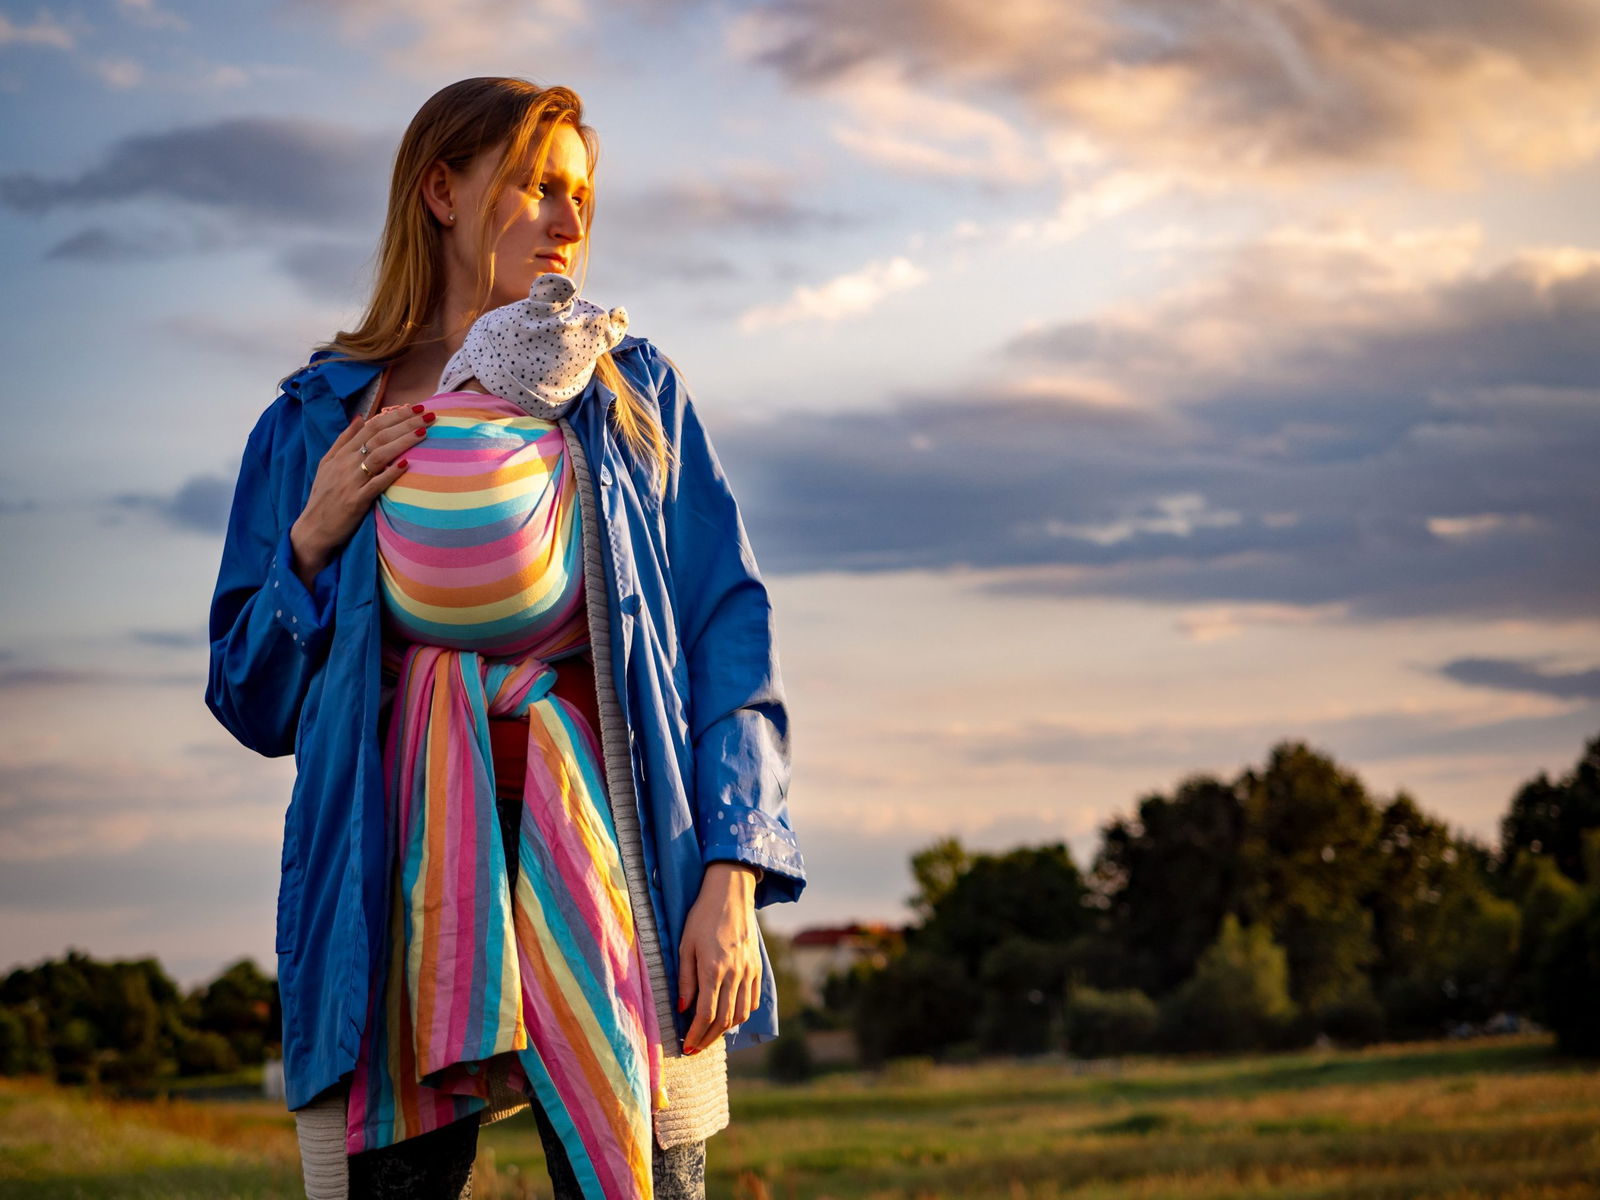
[268,526,338,656]
[701,804,806,905]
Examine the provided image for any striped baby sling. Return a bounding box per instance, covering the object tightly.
[344,390,667,1199]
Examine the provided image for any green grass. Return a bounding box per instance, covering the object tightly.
[3,1033,1597,1198]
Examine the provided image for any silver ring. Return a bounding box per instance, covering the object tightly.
[358,442,372,455]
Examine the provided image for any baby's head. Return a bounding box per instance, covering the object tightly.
[439,273,629,413]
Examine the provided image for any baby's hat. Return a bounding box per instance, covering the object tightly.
[438,273,629,416]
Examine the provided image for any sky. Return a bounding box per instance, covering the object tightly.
[1,0,1597,991]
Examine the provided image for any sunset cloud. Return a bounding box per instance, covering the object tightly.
[705,221,1600,625]
[737,253,928,330]
[731,0,1600,186]
[301,0,587,75]
[0,115,389,225]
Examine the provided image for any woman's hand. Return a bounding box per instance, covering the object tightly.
[289,404,435,585]
[677,862,762,1055]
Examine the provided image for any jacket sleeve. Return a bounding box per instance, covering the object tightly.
[655,354,806,907]
[204,402,340,758]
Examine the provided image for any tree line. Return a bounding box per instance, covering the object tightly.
[816,734,1600,1065]
[0,954,279,1092]
[5,733,1597,1092]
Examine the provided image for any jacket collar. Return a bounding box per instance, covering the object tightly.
[284,334,647,416]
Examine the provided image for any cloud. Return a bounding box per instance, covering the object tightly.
[0,116,390,228]
[44,220,232,261]
[115,0,188,31]
[815,61,1049,186]
[729,0,1600,186]
[942,700,1599,775]
[130,629,209,650]
[158,308,347,371]
[602,166,857,236]
[0,664,203,690]
[0,10,76,49]
[298,0,588,75]
[1173,602,1347,644]
[1439,657,1600,702]
[89,55,142,88]
[737,254,927,330]
[108,473,234,535]
[705,222,1600,624]
[0,751,287,864]
[571,163,872,294]
[275,238,377,302]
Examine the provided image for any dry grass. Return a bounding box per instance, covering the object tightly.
[2,1033,1597,1199]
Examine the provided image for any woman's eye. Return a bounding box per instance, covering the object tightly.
[533,182,585,207]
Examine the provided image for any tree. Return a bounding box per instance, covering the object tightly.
[1064,986,1159,1058]
[1365,793,1467,1001]
[1537,885,1600,1056]
[1089,775,1249,997]
[1506,849,1584,1016]
[189,958,277,1066]
[907,836,970,923]
[1236,741,1383,1012]
[917,842,1087,978]
[975,935,1071,1055]
[1500,732,1600,886]
[852,951,981,1065]
[1160,914,1298,1053]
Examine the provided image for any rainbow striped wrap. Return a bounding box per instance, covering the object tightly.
[344,392,667,1199]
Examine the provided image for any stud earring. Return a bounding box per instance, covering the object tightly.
[448,213,456,223]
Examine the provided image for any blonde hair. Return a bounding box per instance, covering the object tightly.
[317,76,671,487]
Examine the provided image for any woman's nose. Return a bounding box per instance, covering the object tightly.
[551,199,584,242]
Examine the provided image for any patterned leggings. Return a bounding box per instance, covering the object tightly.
[340,786,707,1199]
[345,1100,707,1198]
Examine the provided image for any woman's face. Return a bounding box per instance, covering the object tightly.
[439,121,591,313]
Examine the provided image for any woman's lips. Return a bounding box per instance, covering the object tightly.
[538,255,567,270]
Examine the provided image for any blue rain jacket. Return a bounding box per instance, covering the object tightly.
[204,334,806,1112]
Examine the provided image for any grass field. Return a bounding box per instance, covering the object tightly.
[1,1033,1596,1198]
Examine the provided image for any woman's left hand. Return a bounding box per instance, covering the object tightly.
[677,862,762,1055]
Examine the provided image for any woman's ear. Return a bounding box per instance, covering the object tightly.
[419,159,456,228]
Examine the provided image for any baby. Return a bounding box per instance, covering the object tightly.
[436,272,630,418]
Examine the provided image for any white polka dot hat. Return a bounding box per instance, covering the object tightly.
[438,272,630,418]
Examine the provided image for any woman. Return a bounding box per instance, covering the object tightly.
[203,77,806,1199]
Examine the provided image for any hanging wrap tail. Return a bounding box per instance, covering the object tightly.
[346,618,667,1200]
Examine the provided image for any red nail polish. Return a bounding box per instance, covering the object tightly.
[414,428,426,437]
[398,458,409,469]
[424,412,437,423]
[411,404,425,413]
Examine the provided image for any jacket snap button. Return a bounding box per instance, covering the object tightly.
[600,466,613,485]
[620,592,641,614]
